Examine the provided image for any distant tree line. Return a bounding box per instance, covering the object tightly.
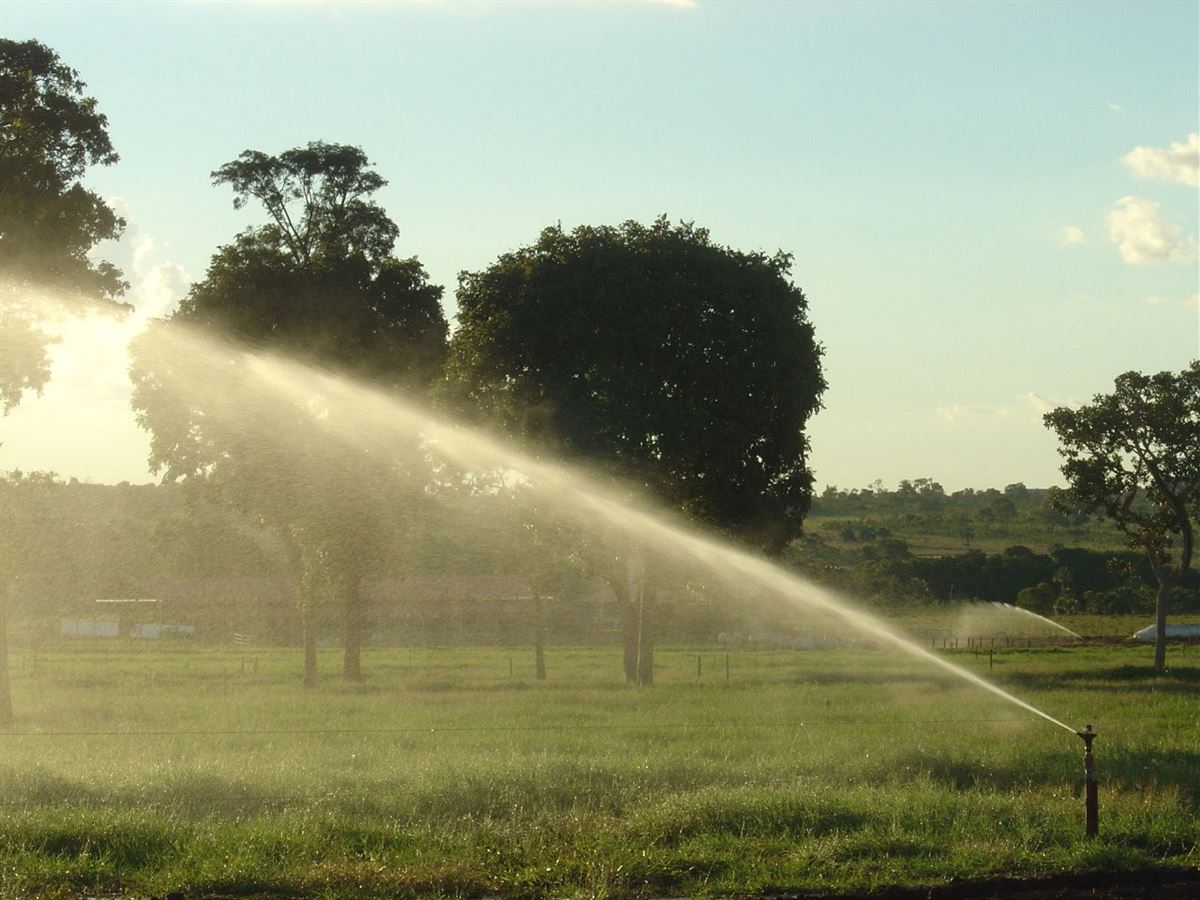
[793,479,1200,616]
[810,481,1119,549]
[6,473,1196,634]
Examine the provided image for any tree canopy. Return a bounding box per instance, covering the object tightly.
[211,143,398,268]
[447,216,825,553]
[169,141,446,383]
[1044,361,1200,670]
[0,39,127,411]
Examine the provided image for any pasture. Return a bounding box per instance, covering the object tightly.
[1,640,1197,898]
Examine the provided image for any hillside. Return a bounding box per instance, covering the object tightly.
[808,480,1128,556]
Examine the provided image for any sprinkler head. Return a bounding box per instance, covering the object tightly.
[1076,723,1096,749]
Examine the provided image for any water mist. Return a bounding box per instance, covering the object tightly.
[140,318,1081,737]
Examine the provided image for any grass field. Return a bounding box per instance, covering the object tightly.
[1,639,1197,898]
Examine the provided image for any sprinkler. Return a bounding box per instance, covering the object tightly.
[1076,724,1098,838]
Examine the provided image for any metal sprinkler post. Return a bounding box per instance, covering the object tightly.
[1076,724,1098,838]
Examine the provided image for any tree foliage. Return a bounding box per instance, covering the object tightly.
[0,38,125,298]
[211,144,398,268]
[448,216,825,552]
[0,39,127,411]
[1044,362,1200,669]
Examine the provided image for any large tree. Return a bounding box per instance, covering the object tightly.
[0,39,127,412]
[131,142,447,683]
[1045,362,1200,670]
[447,217,825,683]
[0,39,128,726]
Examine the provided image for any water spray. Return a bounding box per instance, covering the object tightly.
[135,320,1094,818]
[1076,724,1098,838]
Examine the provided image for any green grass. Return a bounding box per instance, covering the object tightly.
[1,642,1197,897]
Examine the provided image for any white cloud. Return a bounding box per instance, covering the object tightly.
[1120,133,1200,188]
[1023,393,1076,417]
[937,404,982,423]
[1059,225,1087,247]
[1145,293,1200,310]
[1106,101,1123,113]
[938,394,1080,426]
[1023,393,1056,415]
[1105,196,1198,265]
[128,238,190,322]
[936,404,1010,423]
[91,198,190,321]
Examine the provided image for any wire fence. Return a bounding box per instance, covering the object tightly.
[2,712,1195,739]
[4,640,1195,741]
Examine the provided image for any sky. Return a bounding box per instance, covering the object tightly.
[1,0,1197,491]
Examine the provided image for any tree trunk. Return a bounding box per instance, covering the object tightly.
[1153,577,1171,672]
[635,566,657,686]
[290,536,318,687]
[0,580,13,729]
[605,573,638,683]
[341,576,364,681]
[532,592,546,681]
[609,555,656,685]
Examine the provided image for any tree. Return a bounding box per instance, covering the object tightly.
[0,39,127,411]
[131,142,447,683]
[1004,482,1029,502]
[1045,362,1200,670]
[447,217,825,683]
[0,39,130,723]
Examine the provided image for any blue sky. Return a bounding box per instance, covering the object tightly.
[1,0,1197,490]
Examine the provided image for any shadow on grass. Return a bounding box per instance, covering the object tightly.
[879,748,1073,792]
[28,822,179,868]
[881,745,1200,805]
[1106,746,1200,806]
[633,790,871,849]
[620,854,734,894]
[2,769,103,806]
[798,669,949,689]
[178,878,299,898]
[1002,663,1200,695]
